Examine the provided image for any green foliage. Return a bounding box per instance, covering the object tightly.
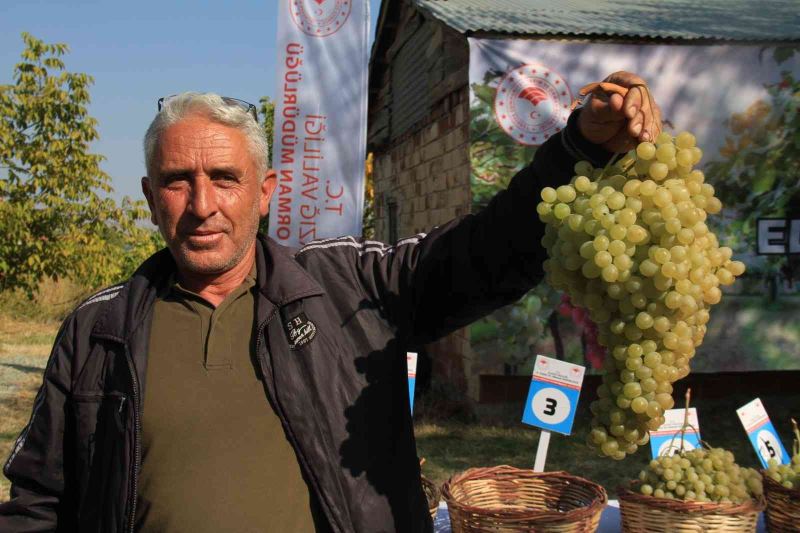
[258,96,275,167]
[0,33,159,295]
[705,59,800,281]
[362,153,375,239]
[469,74,537,212]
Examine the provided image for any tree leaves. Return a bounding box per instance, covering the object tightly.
[0,33,160,296]
[706,71,800,279]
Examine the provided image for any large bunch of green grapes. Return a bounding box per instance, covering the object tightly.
[765,419,800,489]
[537,132,745,459]
[635,447,763,503]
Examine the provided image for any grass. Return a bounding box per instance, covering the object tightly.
[0,312,58,502]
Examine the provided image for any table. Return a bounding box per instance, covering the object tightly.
[433,500,768,532]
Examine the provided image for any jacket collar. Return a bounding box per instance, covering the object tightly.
[91,234,325,341]
[255,233,325,307]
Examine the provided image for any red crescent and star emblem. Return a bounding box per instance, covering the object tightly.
[493,63,573,146]
[290,0,351,37]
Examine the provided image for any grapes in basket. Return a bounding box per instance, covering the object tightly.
[765,418,800,489]
[635,446,763,503]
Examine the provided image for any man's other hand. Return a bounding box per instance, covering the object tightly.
[577,71,663,153]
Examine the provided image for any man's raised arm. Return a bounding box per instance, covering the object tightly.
[353,72,660,344]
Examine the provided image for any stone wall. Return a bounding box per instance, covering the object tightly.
[372,85,470,240]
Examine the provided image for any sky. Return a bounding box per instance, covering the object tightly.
[1,0,383,201]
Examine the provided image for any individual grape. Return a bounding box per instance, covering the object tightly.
[676,149,693,167]
[541,187,558,203]
[649,162,669,181]
[656,132,673,145]
[557,185,577,203]
[675,132,696,149]
[608,191,626,210]
[636,142,656,160]
[554,203,571,220]
[656,144,676,163]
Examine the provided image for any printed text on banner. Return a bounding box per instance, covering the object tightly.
[269,0,369,246]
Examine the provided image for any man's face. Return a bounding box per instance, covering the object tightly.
[142,114,276,275]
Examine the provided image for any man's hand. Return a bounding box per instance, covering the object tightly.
[577,71,662,154]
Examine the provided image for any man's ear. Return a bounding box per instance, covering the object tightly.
[141,176,158,226]
[259,169,278,218]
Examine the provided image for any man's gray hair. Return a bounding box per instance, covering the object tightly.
[144,92,269,178]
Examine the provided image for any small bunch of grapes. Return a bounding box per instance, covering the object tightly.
[636,447,763,503]
[765,418,800,489]
[557,294,605,369]
[537,131,746,459]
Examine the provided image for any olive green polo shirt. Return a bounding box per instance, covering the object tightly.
[134,266,319,532]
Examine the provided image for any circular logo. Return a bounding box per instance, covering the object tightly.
[657,438,697,457]
[290,0,352,37]
[494,64,573,145]
[532,387,570,425]
[757,429,783,464]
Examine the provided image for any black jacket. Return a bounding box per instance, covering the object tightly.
[0,119,608,532]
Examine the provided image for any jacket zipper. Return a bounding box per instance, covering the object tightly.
[254,314,343,533]
[123,344,141,533]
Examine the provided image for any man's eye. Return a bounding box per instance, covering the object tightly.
[214,173,238,183]
[162,174,188,187]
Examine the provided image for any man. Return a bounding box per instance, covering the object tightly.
[1,73,660,532]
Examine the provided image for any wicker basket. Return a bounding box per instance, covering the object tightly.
[421,475,440,519]
[618,486,765,532]
[441,466,607,532]
[763,473,800,533]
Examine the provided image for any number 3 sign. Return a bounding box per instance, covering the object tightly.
[522,355,585,435]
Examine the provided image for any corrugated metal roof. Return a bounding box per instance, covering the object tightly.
[412,0,800,41]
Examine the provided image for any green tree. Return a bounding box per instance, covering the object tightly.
[258,96,275,167]
[0,33,157,295]
[258,96,275,235]
[705,46,800,297]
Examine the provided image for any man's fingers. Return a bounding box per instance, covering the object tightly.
[624,88,641,120]
[609,92,625,113]
[587,92,625,122]
[629,111,644,138]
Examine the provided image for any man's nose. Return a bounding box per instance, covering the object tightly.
[188,177,218,219]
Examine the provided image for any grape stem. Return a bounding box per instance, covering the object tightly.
[680,388,692,453]
[792,417,799,457]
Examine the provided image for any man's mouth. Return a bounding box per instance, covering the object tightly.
[184,231,224,246]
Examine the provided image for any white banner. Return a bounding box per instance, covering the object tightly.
[269,0,369,246]
[468,38,800,163]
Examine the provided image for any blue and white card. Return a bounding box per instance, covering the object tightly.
[737,398,789,468]
[407,352,418,415]
[650,408,702,458]
[522,355,585,435]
